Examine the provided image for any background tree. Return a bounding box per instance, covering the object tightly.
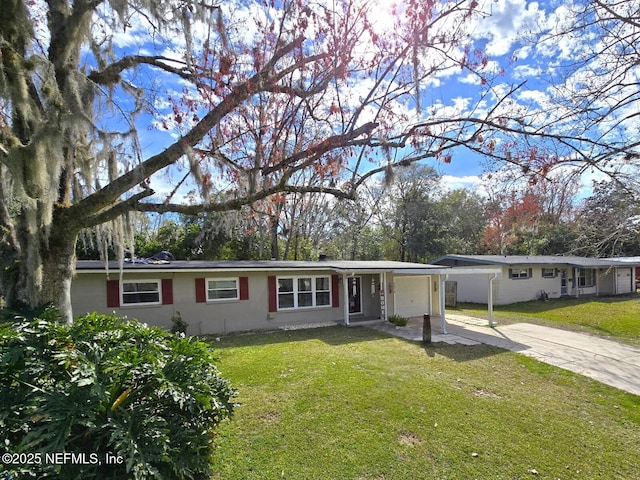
[571,181,640,257]
[480,169,580,255]
[436,188,487,255]
[322,180,387,261]
[3,0,506,320]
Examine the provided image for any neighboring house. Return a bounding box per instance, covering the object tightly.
[72,259,452,335]
[431,255,639,305]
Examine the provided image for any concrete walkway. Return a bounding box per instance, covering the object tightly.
[368,314,640,396]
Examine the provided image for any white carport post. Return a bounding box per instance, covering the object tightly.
[488,273,497,327]
[343,273,350,326]
[439,273,448,334]
[381,272,388,321]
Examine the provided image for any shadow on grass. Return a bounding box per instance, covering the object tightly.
[422,343,508,363]
[207,319,533,367]
[204,324,394,348]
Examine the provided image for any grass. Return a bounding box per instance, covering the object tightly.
[454,295,640,346]
[210,326,640,479]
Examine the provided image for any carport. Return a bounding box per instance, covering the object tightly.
[326,262,443,327]
[331,262,501,335]
[433,267,502,332]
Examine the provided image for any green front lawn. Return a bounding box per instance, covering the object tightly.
[455,296,640,346]
[210,327,640,479]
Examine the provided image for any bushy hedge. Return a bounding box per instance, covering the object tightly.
[0,311,236,479]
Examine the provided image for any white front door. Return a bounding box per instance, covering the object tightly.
[560,269,568,295]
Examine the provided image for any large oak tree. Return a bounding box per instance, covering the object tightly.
[2,0,637,321]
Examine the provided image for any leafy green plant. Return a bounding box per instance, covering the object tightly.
[388,314,408,326]
[170,310,189,334]
[0,312,236,479]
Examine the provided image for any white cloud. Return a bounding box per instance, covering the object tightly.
[511,64,544,81]
[441,174,484,193]
[473,0,545,57]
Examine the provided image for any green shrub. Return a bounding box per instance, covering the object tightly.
[170,310,188,335]
[388,314,408,326]
[0,312,237,479]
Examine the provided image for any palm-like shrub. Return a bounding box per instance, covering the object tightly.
[0,311,236,479]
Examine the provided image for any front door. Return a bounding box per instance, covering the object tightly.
[560,269,568,295]
[348,277,362,314]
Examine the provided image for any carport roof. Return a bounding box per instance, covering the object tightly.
[75,259,449,274]
[431,254,640,268]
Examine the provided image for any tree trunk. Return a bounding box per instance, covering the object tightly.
[270,219,279,260]
[7,204,79,323]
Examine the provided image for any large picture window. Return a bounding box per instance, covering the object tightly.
[122,281,161,305]
[207,278,239,301]
[577,268,596,288]
[278,276,331,310]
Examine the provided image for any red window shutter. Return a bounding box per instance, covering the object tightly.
[268,276,277,312]
[331,274,340,308]
[195,278,206,303]
[161,279,173,305]
[239,276,249,300]
[106,280,120,308]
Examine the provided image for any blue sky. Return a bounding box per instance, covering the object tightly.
[86,0,632,202]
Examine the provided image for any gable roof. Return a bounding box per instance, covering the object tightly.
[431,254,640,269]
[75,259,449,275]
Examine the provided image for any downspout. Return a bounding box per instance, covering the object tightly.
[439,274,448,335]
[488,273,497,328]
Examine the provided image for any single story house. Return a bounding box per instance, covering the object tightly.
[431,255,639,305]
[72,259,458,335]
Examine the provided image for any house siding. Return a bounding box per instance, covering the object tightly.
[71,261,444,335]
[443,263,633,305]
[72,270,351,335]
[450,266,569,305]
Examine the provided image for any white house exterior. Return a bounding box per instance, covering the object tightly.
[431,255,638,305]
[72,260,451,335]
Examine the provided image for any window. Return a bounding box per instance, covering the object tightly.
[542,268,556,278]
[577,268,596,288]
[278,276,331,310]
[315,277,331,306]
[510,268,531,280]
[207,278,239,301]
[122,281,161,305]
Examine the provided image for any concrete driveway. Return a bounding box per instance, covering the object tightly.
[369,314,640,397]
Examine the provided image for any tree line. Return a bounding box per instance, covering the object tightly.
[78,165,640,263]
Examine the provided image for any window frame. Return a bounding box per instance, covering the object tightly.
[541,268,556,279]
[277,275,332,311]
[510,268,530,280]
[121,280,162,306]
[577,268,596,288]
[206,277,240,302]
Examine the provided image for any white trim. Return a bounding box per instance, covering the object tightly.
[276,275,332,311]
[206,277,239,302]
[121,279,161,306]
[343,274,350,325]
[577,268,596,288]
[440,274,448,334]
